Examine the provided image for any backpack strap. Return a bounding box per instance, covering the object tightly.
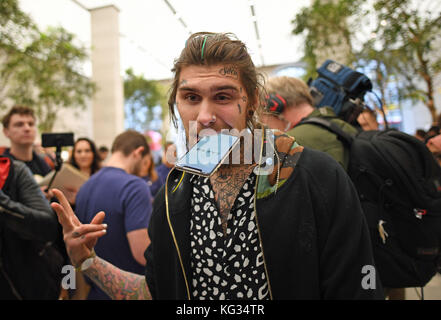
[297,117,355,147]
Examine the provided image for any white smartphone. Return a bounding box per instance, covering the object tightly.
[174,133,240,177]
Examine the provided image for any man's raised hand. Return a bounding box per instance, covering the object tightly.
[51,188,107,267]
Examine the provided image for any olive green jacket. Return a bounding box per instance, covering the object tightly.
[287,107,358,170]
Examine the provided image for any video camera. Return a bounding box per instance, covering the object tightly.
[41,132,74,190]
[308,60,373,126]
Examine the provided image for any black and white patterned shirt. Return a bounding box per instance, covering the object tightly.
[189,172,269,300]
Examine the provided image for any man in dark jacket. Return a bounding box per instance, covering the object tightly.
[51,32,384,300]
[0,157,62,299]
[1,105,52,178]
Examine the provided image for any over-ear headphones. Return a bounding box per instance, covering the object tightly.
[265,94,287,114]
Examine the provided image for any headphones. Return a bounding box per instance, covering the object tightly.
[265,94,287,114]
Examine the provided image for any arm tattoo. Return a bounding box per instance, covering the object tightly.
[83,257,152,300]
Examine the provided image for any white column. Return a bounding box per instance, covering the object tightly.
[90,5,124,149]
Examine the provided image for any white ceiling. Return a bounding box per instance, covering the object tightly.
[18,0,441,81]
[18,0,311,80]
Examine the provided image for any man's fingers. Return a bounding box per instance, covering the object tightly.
[51,202,75,233]
[75,229,107,245]
[84,212,106,250]
[90,211,106,225]
[52,188,81,226]
[71,224,107,239]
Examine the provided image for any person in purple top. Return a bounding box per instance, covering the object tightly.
[75,130,153,300]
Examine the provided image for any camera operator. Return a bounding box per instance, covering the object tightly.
[262,76,358,170]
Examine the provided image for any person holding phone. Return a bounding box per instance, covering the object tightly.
[52,32,383,300]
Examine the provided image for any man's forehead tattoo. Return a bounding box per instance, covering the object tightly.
[219,65,239,80]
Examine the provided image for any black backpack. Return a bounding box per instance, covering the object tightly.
[298,117,441,288]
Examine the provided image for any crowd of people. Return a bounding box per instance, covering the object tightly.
[0,105,175,300]
[0,31,441,301]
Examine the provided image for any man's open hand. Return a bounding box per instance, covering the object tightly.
[51,188,107,267]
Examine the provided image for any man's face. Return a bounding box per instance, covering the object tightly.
[176,64,249,142]
[132,153,151,177]
[3,114,36,147]
[357,111,379,131]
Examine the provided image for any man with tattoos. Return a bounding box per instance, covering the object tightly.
[52,32,384,300]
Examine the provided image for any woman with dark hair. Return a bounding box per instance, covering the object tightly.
[69,138,101,177]
[61,138,100,207]
[64,138,101,208]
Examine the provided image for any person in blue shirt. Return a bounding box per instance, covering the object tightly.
[74,130,153,300]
